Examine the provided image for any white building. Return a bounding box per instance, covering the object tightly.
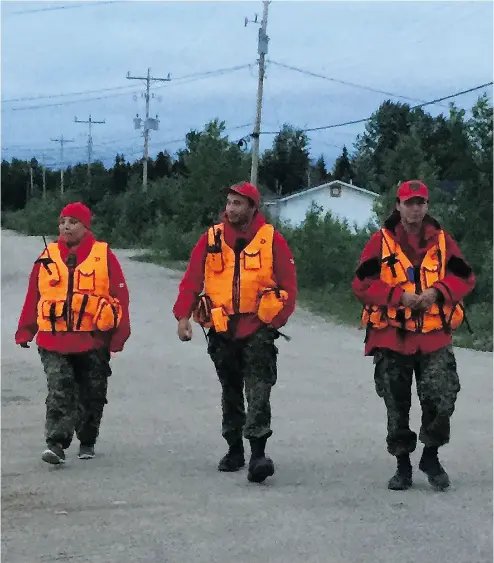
[264,180,379,231]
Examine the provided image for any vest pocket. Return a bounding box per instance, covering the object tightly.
[40,300,66,334]
[257,288,287,324]
[207,253,224,273]
[77,270,96,292]
[421,252,441,289]
[70,293,121,331]
[387,306,413,320]
[94,297,122,331]
[41,300,65,320]
[243,250,261,270]
[211,306,229,333]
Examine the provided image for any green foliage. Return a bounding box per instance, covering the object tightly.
[332,146,355,183]
[259,123,310,195]
[280,204,370,290]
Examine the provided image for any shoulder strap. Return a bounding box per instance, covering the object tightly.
[207,223,223,252]
[437,230,446,279]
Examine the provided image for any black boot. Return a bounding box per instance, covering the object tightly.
[419,446,450,491]
[41,443,66,465]
[247,436,275,483]
[388,453,413,490]
[218,439,245,472]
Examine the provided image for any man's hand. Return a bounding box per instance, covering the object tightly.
[417,288,439,310]
[400,292,422,309]
[177,317,192,341]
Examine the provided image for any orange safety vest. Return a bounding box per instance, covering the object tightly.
[361,228,464,333]
[193,223,288,332]
[37,241,122,334]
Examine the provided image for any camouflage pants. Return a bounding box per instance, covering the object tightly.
[373,345,461,456]
[38,347,112,449]
[207,328,278,442]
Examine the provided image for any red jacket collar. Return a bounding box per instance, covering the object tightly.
[57,231,96,265]
[395,222,440,244]
[221,211,267,246]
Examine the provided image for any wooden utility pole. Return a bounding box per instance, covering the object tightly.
[51,135,74,195]
[247,1,270,187]
[126,68,170,190]
[74,115,106,183]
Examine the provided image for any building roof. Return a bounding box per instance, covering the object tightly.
[264,180,379,205]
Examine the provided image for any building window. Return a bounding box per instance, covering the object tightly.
[330,185,342,197]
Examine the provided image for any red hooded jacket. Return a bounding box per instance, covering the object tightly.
[15,232,131,354]
[352,213,476,356]
[173,212,297,339]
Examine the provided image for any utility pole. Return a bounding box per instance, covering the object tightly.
[29,165,34,196]
[42,164,47,199]
[74,114,106,182]
[40,153,46,199]
[246,1,270,187]
[127,67,170,190]
[51,135,74,195]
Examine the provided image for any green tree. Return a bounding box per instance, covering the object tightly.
[259,123,310,195]
[332,146,354,183]
[312,154,330,185]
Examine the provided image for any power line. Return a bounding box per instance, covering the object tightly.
[5,2,115,16]
[4,65,255,111]
[258,81,493,135]
[3,63,254,104]
[3,123,255,163]
[268,60,448,108]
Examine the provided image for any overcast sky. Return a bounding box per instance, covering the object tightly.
[1,0,493,171]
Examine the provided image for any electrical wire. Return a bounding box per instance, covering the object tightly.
[268,60,448,108]
[4,2,115,16]
[3,123,254,162]
[4,64,255,111]
[258,81,493,135]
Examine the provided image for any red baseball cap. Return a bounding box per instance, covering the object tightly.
[226,182,261,208]
[397,180,429,201]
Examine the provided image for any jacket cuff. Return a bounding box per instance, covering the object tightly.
[15,328,36,344]
[433,282,450,304]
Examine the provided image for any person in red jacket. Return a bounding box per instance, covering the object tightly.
[352,180,475,491]
[15,202,131,465]
[173,182,297,483]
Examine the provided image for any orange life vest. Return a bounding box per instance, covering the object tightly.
[193,223,288,332]
[361,228,464,333]
[37,241,122,334]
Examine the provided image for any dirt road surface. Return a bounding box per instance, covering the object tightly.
[2,230,492,563]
